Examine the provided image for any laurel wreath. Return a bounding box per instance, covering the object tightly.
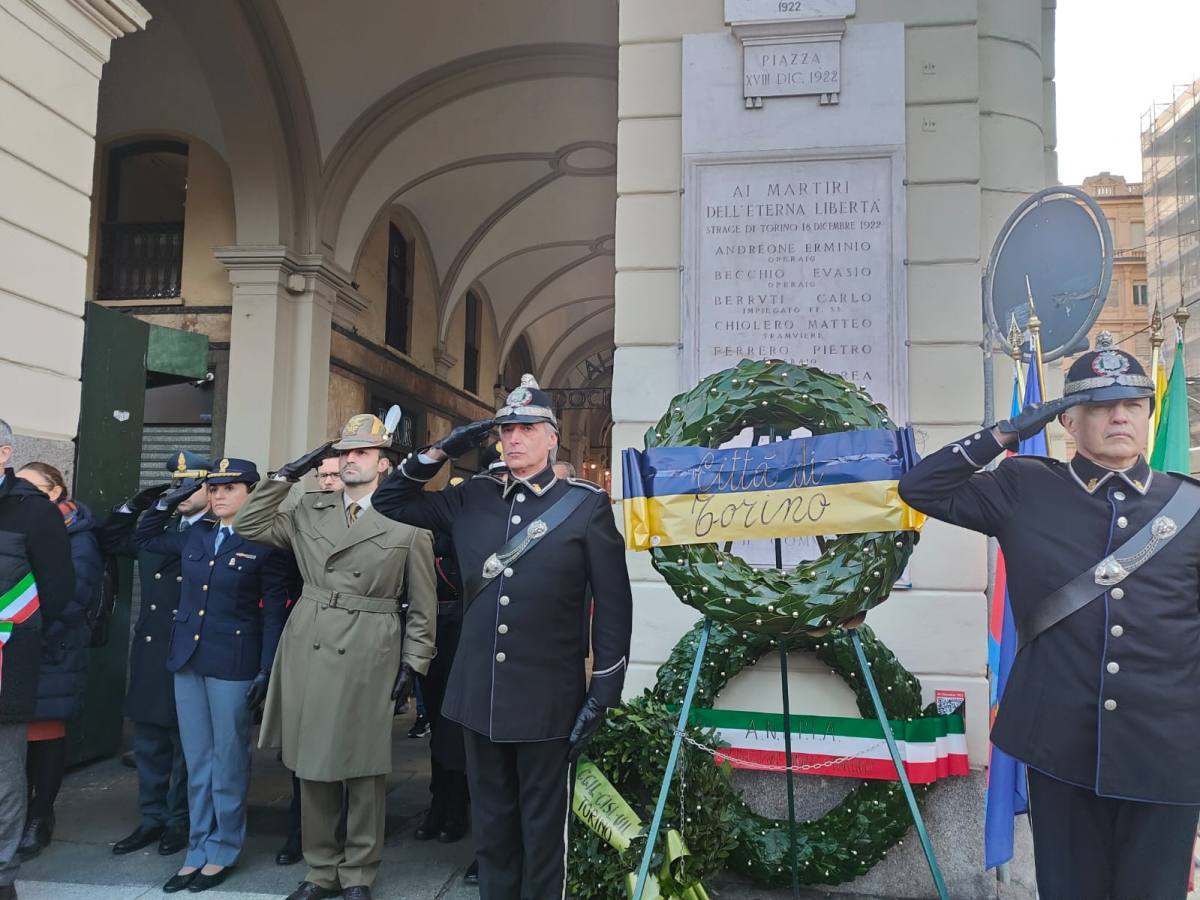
[643,358,917,637]
[567,360,932,893]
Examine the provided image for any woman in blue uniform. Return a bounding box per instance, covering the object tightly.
[135,458,288,894]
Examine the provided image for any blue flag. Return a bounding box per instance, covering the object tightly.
[983,353,1041,868]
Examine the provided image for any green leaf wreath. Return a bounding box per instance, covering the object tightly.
[644,358,918,637]
[568,360,935,895]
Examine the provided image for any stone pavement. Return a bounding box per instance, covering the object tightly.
[14,710,1200,899]
[12,709,478,900]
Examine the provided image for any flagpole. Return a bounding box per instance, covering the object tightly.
[1149,302,1164,456]
[1024,275,1046,396]
[1007,314,1025,400]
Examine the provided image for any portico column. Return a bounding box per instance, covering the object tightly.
[216,246,364,470]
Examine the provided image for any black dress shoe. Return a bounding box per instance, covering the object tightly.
[463,859,479,885]
[285,882,340,900]
[413,810,442,841]
[275,830,303,866]
[437,823,467,843]
[17,815,53,860]
[157,824,188,855]
[115,823,165,855]
[163,871,197,893]
[343,887,372,900]
[187,867,230,892]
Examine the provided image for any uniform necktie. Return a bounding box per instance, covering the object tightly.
[347,502,361,527]
[214,526,231,554]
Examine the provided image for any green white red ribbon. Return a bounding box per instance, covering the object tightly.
[685,708,968,783]
[0,573,40,694]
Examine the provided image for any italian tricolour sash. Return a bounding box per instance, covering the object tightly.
[0,572,40,694]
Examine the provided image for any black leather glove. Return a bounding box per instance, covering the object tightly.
[159,478,205,509]
[124,483,169,513]
[567,696,607,762]
[391,662,415,713]
[433,419,496,459]
[995,393,1091,442]
[245,671,269,710]
[276,441,335,482]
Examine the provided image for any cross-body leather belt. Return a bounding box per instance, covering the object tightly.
[462,487,591,603]
[301,585,400,614]
[1016,480,1200,650]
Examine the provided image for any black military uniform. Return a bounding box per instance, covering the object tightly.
[101,450,212,856]
[374,376,633,900]
[899,337,1200,899]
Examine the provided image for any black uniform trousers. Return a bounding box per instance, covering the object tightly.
[133,722,187,829]
[462,728,573,900]
[1028,768,1199,900]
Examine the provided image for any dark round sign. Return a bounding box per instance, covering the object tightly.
[985,186,1113,362]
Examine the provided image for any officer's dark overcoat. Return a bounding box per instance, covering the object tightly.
[103,507,208,726]
[899,431,1200,802]
[374,462,633,742]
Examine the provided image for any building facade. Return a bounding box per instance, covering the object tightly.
[1077,173,1150,356]
[1,1,1058,895]
[1143,79,1200,454]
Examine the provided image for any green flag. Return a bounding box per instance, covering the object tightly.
[1150,339,1190,474]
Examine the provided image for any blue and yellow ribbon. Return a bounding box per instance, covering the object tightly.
[622,428,925,551]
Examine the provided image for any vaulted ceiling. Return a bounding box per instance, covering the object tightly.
[101,0,619,386]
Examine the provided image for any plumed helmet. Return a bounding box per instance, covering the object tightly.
[331,413,393,451]
[494,374,558,429]
[1062,332,1155,404]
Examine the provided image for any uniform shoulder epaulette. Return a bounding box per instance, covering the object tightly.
[1171,471,1200,489]
[471,471,505,484]
[1003,453,1061,467]
[567,477,607,494]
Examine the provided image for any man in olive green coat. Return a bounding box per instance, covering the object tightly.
[234,414,437,900]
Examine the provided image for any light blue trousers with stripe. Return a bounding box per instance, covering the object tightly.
[174,666,253,868]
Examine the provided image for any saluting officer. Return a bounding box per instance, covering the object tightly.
[234,413,437,900]
[899,334,1200,899]
[102,451,212,858]
[374,374,633,900]
[136,457,290,894]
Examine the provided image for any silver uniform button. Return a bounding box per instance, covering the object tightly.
[1114,491,1126,501]
[498,624,508,634]
[1111,587,1125,600]
[1104,699,1117,711]
[154,573,162,581]
[503,567,513,577]
[516,494,525,503]
[1111,625,1124,637]
[1117,516,1128,528]
[149,604,156,611]
[144,635,152,642]
[193,634,200,642]
[1106,661,1120,674]
[176,576,183,583]
[512,515,521,524]
[496,652,506,663]
[499,596,510,606]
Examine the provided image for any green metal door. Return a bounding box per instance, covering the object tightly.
[70,302,149,764]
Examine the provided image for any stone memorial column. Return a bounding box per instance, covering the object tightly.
[613,1,1054,894]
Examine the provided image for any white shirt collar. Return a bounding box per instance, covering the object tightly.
[182,510,207,526]
[344,490,373,513]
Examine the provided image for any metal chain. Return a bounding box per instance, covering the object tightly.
[674,729,888,774]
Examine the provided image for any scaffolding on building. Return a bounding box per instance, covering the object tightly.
[1142,78,1200,449]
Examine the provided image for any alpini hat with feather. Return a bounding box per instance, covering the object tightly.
[1063,331,1155,404]
[494,374,558,429]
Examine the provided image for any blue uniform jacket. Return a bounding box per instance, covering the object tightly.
[135,505,288,682]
